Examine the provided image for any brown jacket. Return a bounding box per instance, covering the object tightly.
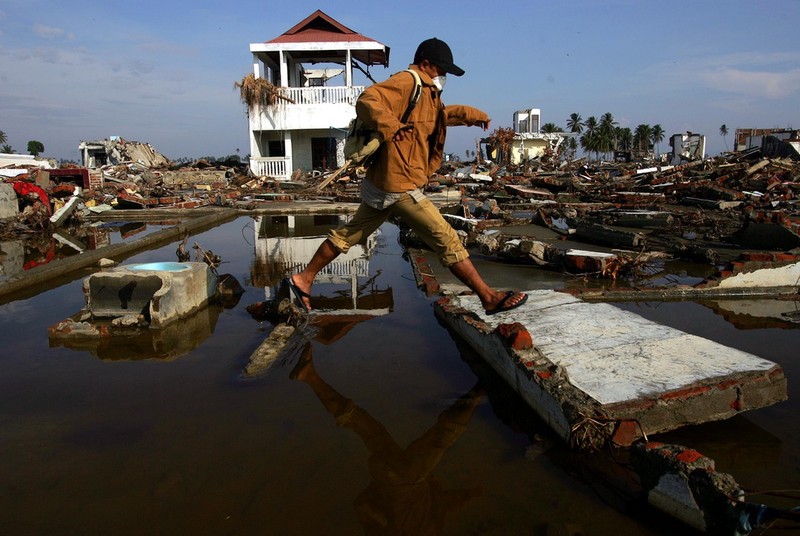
[355,64,489,193]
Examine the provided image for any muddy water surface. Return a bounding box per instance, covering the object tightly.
[1,216,797,535]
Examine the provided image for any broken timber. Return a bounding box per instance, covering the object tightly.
[433,289,787,451]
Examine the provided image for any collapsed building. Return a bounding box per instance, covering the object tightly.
[78,136,171,169]
[735,127,800,160]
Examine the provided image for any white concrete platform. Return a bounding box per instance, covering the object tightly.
[455,290,779,405]
[434,289,787,448]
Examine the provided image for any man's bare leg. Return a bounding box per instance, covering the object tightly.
[448,258,526,312]
[290,239,340,311]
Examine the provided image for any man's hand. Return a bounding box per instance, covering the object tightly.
[393,125,414,142]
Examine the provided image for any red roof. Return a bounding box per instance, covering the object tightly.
[267,10,381,45]
[262,10,389,67]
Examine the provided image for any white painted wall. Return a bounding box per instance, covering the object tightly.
[252,101,356,131]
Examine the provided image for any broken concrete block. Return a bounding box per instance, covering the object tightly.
[85,261,218,328]
[0,183,18,219]
[632,442,742,534]
[433,290,787,450]
[242,323,297,377]
[49,187,82,227]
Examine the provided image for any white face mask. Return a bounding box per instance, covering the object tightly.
[431,74,446,92]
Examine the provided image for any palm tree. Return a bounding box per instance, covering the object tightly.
[719,124,729,150]
[651,124,665,157]
[615,127,633,154]
[0,130,7,145]
[1,144,13,154]
[566,113,583,134]
[565,137,578,160]
[599,112,617,130]
[581,116,598,160]
[598,113,618,160]
[541,123,563,133]
[634,124,653,158]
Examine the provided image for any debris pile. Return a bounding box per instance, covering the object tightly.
[366,151,796,288]
[3,131,800,288]
[88,138,172,169]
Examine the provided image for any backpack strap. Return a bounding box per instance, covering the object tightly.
[400,69,422,123]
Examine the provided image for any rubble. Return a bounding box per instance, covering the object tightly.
[3,132,800,293]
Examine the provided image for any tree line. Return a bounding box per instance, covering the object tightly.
[0,130,45,156]
[543,115,735,160]
[552,112,666,161]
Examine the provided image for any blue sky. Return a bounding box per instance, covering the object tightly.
[1,0,798,163]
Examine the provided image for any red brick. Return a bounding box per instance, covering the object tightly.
[740,252,772,262]
[768,368,785,380]
[606,398,656,413]
[422,276,440,295]
[495,322,533,350]
[50,183,78,198]
[774,253,798,262]
[612,420,640,447]
[535,369,552,379]
[660,385,711,401]
[676,449,704,464]
[716,379,740,390]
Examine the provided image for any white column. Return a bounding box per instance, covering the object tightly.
[350,269,358,310]
[284,132,293,179]
[279,50,288,87]
[345,50,352,87]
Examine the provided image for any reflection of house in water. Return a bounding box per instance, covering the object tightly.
[253,214,392,316]
[703,299,800,329]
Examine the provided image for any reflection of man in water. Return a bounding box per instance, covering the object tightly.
[291,345,483,534]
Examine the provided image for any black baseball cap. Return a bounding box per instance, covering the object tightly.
[413,38,465,76]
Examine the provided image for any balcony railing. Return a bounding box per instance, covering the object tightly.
[250,157,288,179]
[279,86,365,106]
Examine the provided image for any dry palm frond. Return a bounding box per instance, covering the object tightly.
[487,127,516,164]
[234,73,295,108]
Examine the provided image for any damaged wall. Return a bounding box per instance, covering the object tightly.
[0,183,18,219]
[79,138,171,169]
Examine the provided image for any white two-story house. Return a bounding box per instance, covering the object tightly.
[246,10,389,180]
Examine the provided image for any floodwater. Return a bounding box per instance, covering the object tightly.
[0,220,177,283]
[1,215,798,535]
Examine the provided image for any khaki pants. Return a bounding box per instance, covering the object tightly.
[328,193,469,266]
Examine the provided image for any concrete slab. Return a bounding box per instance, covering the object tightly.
[86,261,217,328]
[433,289,787,449]
[0,183,18,219]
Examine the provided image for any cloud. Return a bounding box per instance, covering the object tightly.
[699,67,800,99]
[0,34,243,160]
[33,24,67,39]
[137,38,197,58]
[644,51,800,102]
